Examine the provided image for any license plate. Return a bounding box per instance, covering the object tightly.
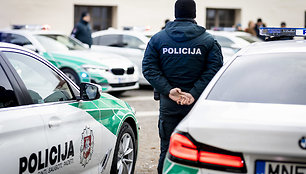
[118,77,126,83]
[255,160,306,174]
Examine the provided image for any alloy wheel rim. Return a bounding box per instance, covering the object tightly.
[117,133,134,174]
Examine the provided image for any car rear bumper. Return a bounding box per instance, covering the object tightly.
[163,158,200,174]
[163,157,243,174]
[164,152,306,174]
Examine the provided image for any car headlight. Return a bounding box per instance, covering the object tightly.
[82,65,110,74]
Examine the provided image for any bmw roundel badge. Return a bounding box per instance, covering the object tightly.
[299,137,306,150]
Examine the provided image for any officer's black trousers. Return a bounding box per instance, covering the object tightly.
[157,95,194,174]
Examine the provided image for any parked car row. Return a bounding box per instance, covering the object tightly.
[90,28,263,85]
[1,24,302,174]
[0,29,139,93]
[0,26,263,90]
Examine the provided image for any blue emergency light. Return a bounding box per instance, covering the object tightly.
[260,27,306,37]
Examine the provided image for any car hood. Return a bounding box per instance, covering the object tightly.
[50,50,134,69]
[177,100,306,157]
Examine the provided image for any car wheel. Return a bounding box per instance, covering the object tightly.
[111,122,136,174]
[61,68,80,85]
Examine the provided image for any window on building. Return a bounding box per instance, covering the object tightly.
[74,5,114,32]
[206,8,239,29]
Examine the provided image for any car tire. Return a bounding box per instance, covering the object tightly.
[110,122,136,174]
[61,68,80,85]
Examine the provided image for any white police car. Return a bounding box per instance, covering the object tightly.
[91,29,150,85]
[163,28,306,174]
[0,42,138,174]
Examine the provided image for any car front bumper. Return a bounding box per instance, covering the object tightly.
[89,71,139,92]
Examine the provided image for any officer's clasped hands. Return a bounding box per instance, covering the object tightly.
[169,88,195,106]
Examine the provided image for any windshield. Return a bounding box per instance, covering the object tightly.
[207,53,306,105]
[35,34,86,51]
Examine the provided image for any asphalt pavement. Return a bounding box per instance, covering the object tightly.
[116,87,160,174]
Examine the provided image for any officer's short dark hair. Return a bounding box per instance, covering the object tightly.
[281,22,286,27]
[257,18,262,23]
[81,11,90,18]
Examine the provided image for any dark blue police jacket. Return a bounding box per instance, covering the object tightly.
[142,19,223,100]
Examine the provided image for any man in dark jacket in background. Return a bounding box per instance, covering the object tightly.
[71,12,93,48]
[142,0,223,173]
[254,18,266,40]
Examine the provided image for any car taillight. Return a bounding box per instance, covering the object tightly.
[169,133,198,161]
[168,133,247,173]
[199,151,244,168]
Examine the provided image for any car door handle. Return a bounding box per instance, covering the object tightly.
[48,119,62,128]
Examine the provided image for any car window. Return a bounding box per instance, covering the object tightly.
[36,34,86,51]
[35,35,69,52]
[3,52,74,104]
[207,53,306,105]
[0,64,18,108]
[123,35,144,49]
[0,32,8,42]
[92,36,100,45]
[0,33,32,46]
[213,35,235,48]
[94,34,122,47]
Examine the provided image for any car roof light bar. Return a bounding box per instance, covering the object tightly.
[260,27,306,37]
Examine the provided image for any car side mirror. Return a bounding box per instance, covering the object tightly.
[79,83,101,101]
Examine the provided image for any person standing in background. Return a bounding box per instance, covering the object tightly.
[245,21,257,36]
[254,18,266,40]
[142,0,223,173]
[71,12,93,48]
[161,19,170,30]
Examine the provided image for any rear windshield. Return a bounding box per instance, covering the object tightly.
[207,53,306,105]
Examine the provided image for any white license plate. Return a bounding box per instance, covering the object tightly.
[256,160,306,174]
[116,77,131,83]
[118,77,125,83]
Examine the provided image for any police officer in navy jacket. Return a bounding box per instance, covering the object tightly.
[71,12,93,48]
[142,0,223,173]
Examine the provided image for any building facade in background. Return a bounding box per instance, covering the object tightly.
[0,0,305,34]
